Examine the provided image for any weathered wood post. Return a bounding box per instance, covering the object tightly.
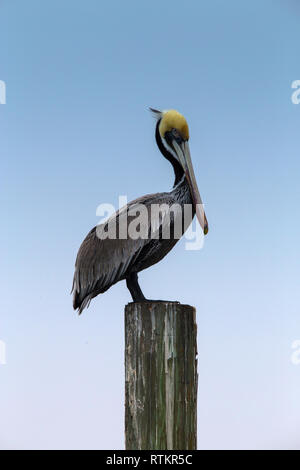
[125,301,198,450]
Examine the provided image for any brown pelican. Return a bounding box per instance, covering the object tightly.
[72,109,208,313]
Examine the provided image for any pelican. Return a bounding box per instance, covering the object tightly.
[72,109,208,313]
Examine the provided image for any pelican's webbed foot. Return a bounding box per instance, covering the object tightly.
[126,273,179,304]
[141,299,179,303]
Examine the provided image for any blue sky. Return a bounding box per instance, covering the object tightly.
[0,0,299,449]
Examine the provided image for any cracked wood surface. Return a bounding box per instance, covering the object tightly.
[125,302,197,450]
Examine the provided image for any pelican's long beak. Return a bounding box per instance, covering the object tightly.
[173,141,208,235]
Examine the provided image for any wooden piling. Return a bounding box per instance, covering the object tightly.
[125,302,198,450]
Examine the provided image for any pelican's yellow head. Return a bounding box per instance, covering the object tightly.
[158,109,189,142]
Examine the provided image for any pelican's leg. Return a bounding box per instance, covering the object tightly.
[126,272,146,302]
[126,272,179,303]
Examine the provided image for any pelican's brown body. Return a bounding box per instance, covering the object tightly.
[72,109,208,313]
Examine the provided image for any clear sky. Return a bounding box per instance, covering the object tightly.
[0,0,299,450]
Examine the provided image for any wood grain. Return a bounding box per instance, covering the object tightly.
[125,302,197,450]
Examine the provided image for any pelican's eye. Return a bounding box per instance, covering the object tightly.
[171,128,182,143]
[164,128,183,148]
